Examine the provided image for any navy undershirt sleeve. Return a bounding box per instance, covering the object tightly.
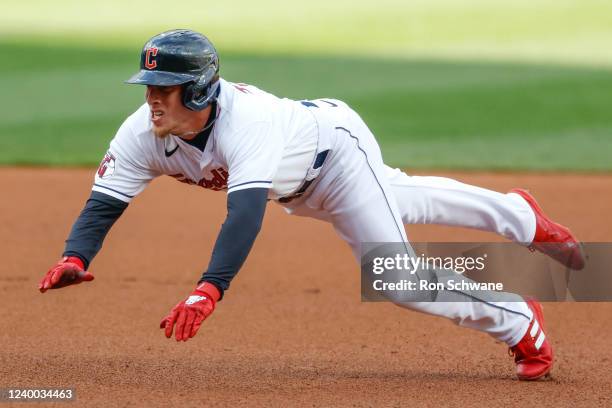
[63,191,128,269]
[199,188,268,296]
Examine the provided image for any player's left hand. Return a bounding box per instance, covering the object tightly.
[39,256,94,293]
[160,282,221,342]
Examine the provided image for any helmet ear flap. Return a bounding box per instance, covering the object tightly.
[182,64,219,111]
[182,78,205,111]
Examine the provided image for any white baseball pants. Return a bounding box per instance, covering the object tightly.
[281,100,532,346]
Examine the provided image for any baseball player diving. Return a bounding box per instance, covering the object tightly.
[38,29,585,381]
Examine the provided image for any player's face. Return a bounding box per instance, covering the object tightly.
[145,85,193,138]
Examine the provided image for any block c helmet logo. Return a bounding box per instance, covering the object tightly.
[144,47,158,69]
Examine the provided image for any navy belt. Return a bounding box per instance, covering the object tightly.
[279,150,329,203]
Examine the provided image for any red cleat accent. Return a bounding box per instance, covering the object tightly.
[510,188,585,270]
[510,299,554,381]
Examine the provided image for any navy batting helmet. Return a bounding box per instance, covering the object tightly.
[125,29,220,111]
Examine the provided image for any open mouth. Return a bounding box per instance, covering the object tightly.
[151,110,164,123]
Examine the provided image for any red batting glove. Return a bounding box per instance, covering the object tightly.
[38,256,94,293]
[160,282,221,342]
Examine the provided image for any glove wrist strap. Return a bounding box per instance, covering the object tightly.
[62,256,85,270]
[196,282,221,302]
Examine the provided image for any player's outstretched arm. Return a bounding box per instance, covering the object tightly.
[39,191,128,293]
[160,187,268,341]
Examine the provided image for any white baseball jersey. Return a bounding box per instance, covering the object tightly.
[92,77,537,347]
[93,78,318,202]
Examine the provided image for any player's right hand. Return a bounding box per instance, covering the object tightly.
[38,256,94,293]
[160,282,220,342]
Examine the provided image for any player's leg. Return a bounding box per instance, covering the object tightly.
[385,166,585,269]
[384,165,536,243]
[297,116,534,347]
[283,106,553,378]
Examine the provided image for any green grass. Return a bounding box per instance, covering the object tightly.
[3,1,612,67]
[1,1,611,170]
[2,41,612,170]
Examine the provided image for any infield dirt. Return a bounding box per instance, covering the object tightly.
[1,168,611,407]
